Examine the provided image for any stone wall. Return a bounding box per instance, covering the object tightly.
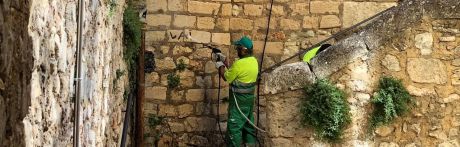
[371,17,460,147]
[22,0,129,146]
[0,0,33,146]
[263,0,460,146]
[144,0,398,146]
[0,0,129,146]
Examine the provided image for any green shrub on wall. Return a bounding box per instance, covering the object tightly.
[370,76,412,129]
[301,79,351,142]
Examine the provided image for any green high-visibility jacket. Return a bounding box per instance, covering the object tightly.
[223,56,259,146]
[224,56,259,84]
[302,46,321,63]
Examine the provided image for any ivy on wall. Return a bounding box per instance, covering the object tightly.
[301,79,351,142]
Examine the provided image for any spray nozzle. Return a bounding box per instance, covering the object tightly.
[184,29,224,61]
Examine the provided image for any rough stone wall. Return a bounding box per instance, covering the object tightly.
[263,0,460,146]
[0,0,33,146]
[369,18,460,147]
[13,0,128,146]
[144,0,398,146]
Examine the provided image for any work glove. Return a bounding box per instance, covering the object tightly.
[212,53,226,62]
[215,61,225,69]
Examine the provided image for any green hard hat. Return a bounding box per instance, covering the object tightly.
[233,36,253,51]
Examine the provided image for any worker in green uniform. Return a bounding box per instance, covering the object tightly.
[302,44,331,63]
[214,36,258,147]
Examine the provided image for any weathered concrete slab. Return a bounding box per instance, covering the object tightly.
[264,62,315,94]
[310,35,368,78]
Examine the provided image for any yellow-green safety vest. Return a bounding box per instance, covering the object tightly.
[224,56,259,85]
[302,46,321,63]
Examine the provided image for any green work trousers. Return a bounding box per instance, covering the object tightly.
[226,90,256,147]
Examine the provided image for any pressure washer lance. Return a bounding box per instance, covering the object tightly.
[185,32,267,134]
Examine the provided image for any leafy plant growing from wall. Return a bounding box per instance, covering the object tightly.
[167,73,180,88]
[301,79,351,142]
[176,59,187,71]
[108,0,117,16]
[145,114,165,146]
[166,60,188,89]
[370,76,412,129]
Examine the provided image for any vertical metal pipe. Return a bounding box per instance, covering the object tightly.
[135,30,146,147]
[74,0,84,146]
[121,94,132,147]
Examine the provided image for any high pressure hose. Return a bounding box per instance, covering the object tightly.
[232,90,267,133]
[185,28,271,145]
[184,33,227,143]
[194,5,395,147]
[215,54,226,143]
[256,0,275,140]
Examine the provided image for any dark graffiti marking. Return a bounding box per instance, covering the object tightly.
[168,31,192,42]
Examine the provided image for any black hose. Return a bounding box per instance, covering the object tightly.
[255,0,274,144]
[261,6,396,74]
[217,67,225,144]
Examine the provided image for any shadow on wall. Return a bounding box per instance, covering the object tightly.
[0,0,33,146]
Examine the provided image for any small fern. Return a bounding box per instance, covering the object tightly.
[301,79,351,142]
[370,76,412,129]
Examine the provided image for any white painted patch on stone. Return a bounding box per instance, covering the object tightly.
[415,33,433,55]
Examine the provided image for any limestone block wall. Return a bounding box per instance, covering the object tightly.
[22,0,129,146]
[263,0,460,146]
[1,0,129,146]
[370,18,460,147]
[144,0,398,146]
